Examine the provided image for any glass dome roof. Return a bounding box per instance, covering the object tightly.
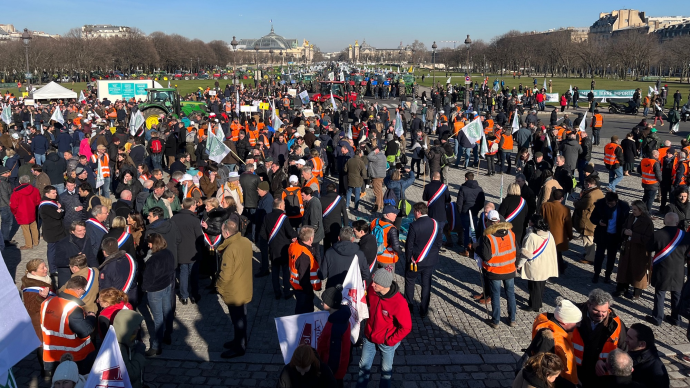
[253,27,293,50]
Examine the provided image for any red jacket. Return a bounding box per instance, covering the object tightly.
[316,307,352,379]
[10,183,41,224]
[364,282,411,346]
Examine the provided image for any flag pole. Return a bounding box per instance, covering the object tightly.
[469,212,491,320]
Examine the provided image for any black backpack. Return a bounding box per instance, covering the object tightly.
[284,189,302,218]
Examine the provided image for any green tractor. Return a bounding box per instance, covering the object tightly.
[402,74,418,98]
[138,88,208,129]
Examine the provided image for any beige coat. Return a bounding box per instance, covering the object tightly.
[573,187,604,236]
[537,178,562,210]
[59,267,100,314]
[517,228,559,281]
[617,214,654,289]
[541,201,573,252]
[216,231,254,306]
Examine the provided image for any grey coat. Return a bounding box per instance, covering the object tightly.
[367,151,388,179]
[559,138,582,172]
[303,197,324,244]
[0,175,11,207]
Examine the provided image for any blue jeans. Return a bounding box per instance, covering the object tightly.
[178,262,199,300]
[47,242,58,273]
[99,177,111,199]
[346,186,362,210]
[453,139,460,166]
[643,106,649,116]
[472,145,479,166]
[458,212,471,249]
[576,159,588,186]
[151,153,163,170]
[357,338,400,388]
[643,188,657,214]
[489,277,516,324]
[35,154,45,165]
[0,206,18,243]
[608,167,624,192]
[140,284,173,350]
[54,183,65,195]
[460,147,472,168]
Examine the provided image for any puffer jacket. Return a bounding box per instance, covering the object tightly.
[10,183,41,224]
[43,152,67,185]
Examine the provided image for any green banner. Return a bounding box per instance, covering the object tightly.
[589,89,635,99]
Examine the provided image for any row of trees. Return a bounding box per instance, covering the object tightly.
[0,28,326,81]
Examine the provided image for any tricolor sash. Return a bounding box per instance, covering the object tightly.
[529,234,551,261]
[448,202,457,230]
[269,214,288,243]
[322,196,341,217]
[81,268,95,299]
[123,254,136,293]
[22,287,56,297]
[117,227,131,248]
[203,233,222,248]
[427,184,447,206]
[653,229,684,266]
[86,218,108,233]
[38,200,59,210]
[412,219,439,265]
[506,198,526,222]
[369,258,377,273]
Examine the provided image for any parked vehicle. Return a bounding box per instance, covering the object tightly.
[608,100,639,115]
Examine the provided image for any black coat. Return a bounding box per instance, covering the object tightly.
[55,234,97,288]
[260,209,297,264]
[319,241,370,288]
[141,248,176,293]
[320,191,348,244]
[405,216,442,268]
[629,347,670,388]
[423,180,451,223]
[651,226,690,291]
[170,209,203,264]
[144,219,182,267]
[239,171,260,209]
[38,199,67,243]
[498,195,528,243]
[621,138,637,163]
[589,199,630,244]
[203,208,229,236]
[456,180,485,215]
[43,153,67,185]
[665,200,690,230]
[98,250,138,305]
[103,227,136,258]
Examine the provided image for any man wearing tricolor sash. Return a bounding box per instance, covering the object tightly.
[404,202,441,318]
[259,198,297,299]
[84,205,109,263]
[422,172,451,233]
[647,213,690,326]
[58,254,100,314]
[98,237,138,307]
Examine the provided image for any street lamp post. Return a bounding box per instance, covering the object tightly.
[230,36,238,87]
[254,43,259,87]
[22,28,32,93]
[431,41,437,89]
[269,49,274,69]
[464,34,472,108]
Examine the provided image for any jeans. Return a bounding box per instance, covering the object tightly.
[643,107,649,116]
[35,154,45,165]
[54,183,65,195]
[357,337,400,388]
[99,177,111,199]
[608,167,624,192]
[178,262,199,300]
[653,289,680,324]
[271,263,290,296]
[592,129,601,145]
[642,188,657,214]
[576,159,588,186]
[0,206,18,243]
[47,242,58,273]
[140,284,173,350]
[453,139,460,166]
[460,147,472,168]
[472,145,479,166]
[489,277,516,324]
[151,153,163,170]
[346,186,362,210]
[457,212,471,249]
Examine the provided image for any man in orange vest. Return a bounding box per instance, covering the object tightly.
[91,144,111,198]
[603,136,624,192]
[497,127,514,174]
[288,226,321,314]
[590,109,604,146]
[477,210,517,328]
[530,299,583,385]
[370,206,403,271]
[40,275,97,374]
[640,150,661,212]
[572,289,627,387]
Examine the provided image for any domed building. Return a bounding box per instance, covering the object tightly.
[235,26,314,62]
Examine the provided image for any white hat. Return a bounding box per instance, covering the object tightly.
[289,175,299,183]
[52,359,79,384]
[554,299,583,324]
[77,113,83,117]
[190,121,195,125]
[293,132,301,138]
[296,159,306,165]
[228,171,240,181]
[11,133,19,139]
[180,173,193,182]
[488,210,500,222]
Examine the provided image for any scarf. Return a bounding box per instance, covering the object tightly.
[27,272,52,285]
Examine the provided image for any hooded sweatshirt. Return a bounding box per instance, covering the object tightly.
[319,241,371,288]
[112,309,146,388]
[364,282,411,346]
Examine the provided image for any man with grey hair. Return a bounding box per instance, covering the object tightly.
[593,349,645,388]
[85,204,109,261]
[574,288,628,387]
[319,226,371,289]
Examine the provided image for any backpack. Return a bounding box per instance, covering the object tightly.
[238,214,250,236]
[382,188,397,207]
[150,139,163,154]
[88,195,112,211]
[284,189,302,218]
[372,220,393,255]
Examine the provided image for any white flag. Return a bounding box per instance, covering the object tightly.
[479,131,488,158]
[1,105,11,125]
[569,85,573,95]
[469,212,482,270]
[446,77,451,84]
[206,127,231,163]
[235,90,240,116]
[395,111,404,137]
[51,106,65,125]
[346,123,353,139]
[129,110,145,136]
[578,111,588,132]
[330,91,338,112]
[275,311,329,364]
[543,79,547,90]
[341,255,369,343]
[511,109,520,132]
[83,326,132,388]
[78,90,86,104]
[461,117,484,143]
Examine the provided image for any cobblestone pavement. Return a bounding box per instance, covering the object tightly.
[7,109,690,387]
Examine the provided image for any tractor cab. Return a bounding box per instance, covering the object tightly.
[320,82,345,98]
[148,89,178,111]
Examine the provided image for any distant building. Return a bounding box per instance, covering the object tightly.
[590,10,690,39]
[524,27,589,42]
[234,26,314,62]
[81,24,131,39]
[347,39,412,63]
[0,24,60,41]
[656,22,690,42]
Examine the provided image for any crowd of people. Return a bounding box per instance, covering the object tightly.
[1,67,689,388]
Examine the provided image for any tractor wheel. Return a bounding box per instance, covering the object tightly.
[223,76,228,80]
[184,76,190,80]
[609,107,616,114]
[142,107,167,129]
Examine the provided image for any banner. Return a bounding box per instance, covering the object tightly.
[298,90,309,105]
[275,311,329,364]
[288,88,297,97]
[50,107,65,125]
[83,326,132,388]
[0,370,17,388]
[341,255,369,343]
[206,125,230,163]
[461,117,483,144]
[0,251,41,374]
[129,110,145,136]
[590,89,635,99]
[1,106,11,125]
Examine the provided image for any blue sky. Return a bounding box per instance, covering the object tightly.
[5,0,688,52]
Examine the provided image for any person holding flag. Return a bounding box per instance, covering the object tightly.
[516,214,558,312]
[404,202,442,318]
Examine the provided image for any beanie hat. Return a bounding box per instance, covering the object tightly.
[372,268,393,288]
[52,359,79,384]
[321,286,343,309]
[258,181,270,191]
[554,299,582,324]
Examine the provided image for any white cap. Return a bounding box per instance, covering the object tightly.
[296,159,306,165]
[289,175,299,183]
[77,113,83,117]
[190,121,195,125]
[180,173,193,182]
[488,210,500,221]
[293,132,301,138]
[554,299,583,324]
[11,133,19,139]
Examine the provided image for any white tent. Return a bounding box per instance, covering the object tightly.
[31,81,78,100]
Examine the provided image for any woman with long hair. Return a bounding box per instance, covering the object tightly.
[616,200,654,300]
[513,353,563,388]
[517,214,559,312]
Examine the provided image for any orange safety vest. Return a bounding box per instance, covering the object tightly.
[640,158,659,185]
[592,114,603,128]
[482,230,517,274]
[311,157,324,178]
[288,241,321,291]
[282,187,304,218]
[230,123,242,141]
[571,314,622,366]
[352,126,362,139]
[369,218,399,264]
[502,134,513,150]
[555,126,566,140]
[40,296,95,363]
[453,120,465,136]
[303,176,320,193]
[247,129,260,146]
[91,153,110,178]
[486,119,495,131]
[672,159,689,186]
[603,143,621,167]
[532,313,578,384]
[486,140,498,155]
[185,185,202,198]
[658,146,670,162]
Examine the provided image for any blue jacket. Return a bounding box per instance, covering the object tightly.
[54,130,73,153]
[255,192,274,233]
[85,219,108,263]
[384,169,415,200]
[31,134,50,154]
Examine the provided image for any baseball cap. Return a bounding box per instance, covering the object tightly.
[289,175,299,183]
[296,159,306,166]
[382,205,398,215]
[488,210,500,221]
